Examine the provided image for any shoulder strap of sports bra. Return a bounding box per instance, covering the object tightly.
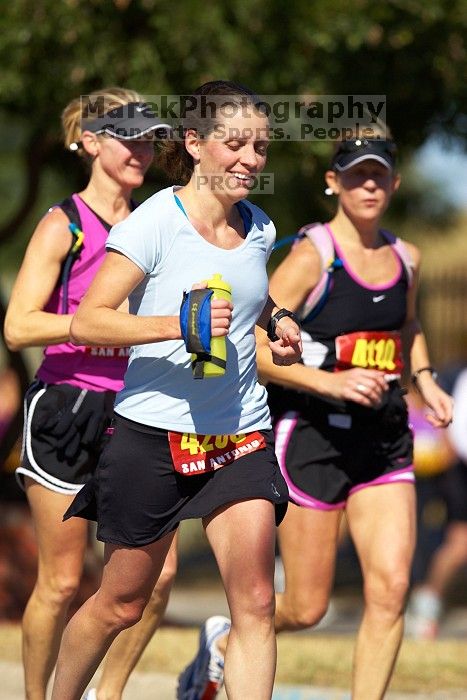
[59,195,82,229]
[296,222,342,321]
[380,229,415,287]
[54,196,85,313]
[281,225,412,324]
[299,222,334,270]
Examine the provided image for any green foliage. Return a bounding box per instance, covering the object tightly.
[1,0,466,138]
[0,0,466,266]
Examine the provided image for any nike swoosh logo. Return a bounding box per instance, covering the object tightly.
[372,295,385,302]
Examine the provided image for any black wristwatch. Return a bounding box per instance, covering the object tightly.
[411,366,438,387]
[267,308,300,342]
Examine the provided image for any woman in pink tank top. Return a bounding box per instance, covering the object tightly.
[4,88,176,700]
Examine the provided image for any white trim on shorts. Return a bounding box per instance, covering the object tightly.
[16,382,85,495]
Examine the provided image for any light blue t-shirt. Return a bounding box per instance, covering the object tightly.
[107,186,275,435]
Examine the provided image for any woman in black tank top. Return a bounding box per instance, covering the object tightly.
[254,134,453,700]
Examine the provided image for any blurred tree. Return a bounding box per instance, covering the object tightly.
[0,0,466,247]
[1,0,466,465]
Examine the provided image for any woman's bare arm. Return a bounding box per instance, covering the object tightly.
[70,250,182,347]
[4,209,74,350]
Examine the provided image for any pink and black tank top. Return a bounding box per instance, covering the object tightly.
[300,224,409,373]
[36,194,130,392]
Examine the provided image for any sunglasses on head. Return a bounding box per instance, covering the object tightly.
[336,138,397,155]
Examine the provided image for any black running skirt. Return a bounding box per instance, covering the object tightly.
[65,415,289,546]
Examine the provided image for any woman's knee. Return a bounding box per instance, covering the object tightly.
[443,534,467,564]
[231,580,276,623]
[36,571,81,608]
[364,569,410,615]
[102,597,148,631]
[249,580,275,618]
[155,554,177,593]
[279,591,330,629]
[144,562,177,616]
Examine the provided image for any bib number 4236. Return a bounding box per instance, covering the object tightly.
[169,430,265,476]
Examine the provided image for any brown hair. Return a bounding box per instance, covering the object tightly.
[157,80,262,184]
[62,87,142,160]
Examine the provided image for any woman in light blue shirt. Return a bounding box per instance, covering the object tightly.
[51,80,301,700]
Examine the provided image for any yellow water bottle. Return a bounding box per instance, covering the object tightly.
[193,273,231,378]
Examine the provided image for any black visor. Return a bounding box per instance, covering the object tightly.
[82,102,171,140]
[331,139,397,172]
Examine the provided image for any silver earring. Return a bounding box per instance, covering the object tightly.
[324,187,334,196]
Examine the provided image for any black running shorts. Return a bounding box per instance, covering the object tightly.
[270,382,414,510]
[65,414,289,546]
[18,379,115,494]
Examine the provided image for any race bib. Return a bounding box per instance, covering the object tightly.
[168,430,266,476]
[84,346,130,359]
[335,331,403,375]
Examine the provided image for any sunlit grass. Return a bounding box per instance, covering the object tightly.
[2,623,464,692]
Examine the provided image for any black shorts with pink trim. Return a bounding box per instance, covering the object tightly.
[269,382,414,510]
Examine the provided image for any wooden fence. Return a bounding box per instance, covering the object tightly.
[419,265,467,367]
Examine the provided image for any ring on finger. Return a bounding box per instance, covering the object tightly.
[356,383,368,393]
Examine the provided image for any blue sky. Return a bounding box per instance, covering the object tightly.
[415,137,467,210]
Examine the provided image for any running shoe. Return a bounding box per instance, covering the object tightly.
[405,589,442,639]
[83,690,97,700]
[177,615,231,700]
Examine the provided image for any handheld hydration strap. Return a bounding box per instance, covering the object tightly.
[296,223,342,322]
[56,197,85,314]
[273,223,414,323]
